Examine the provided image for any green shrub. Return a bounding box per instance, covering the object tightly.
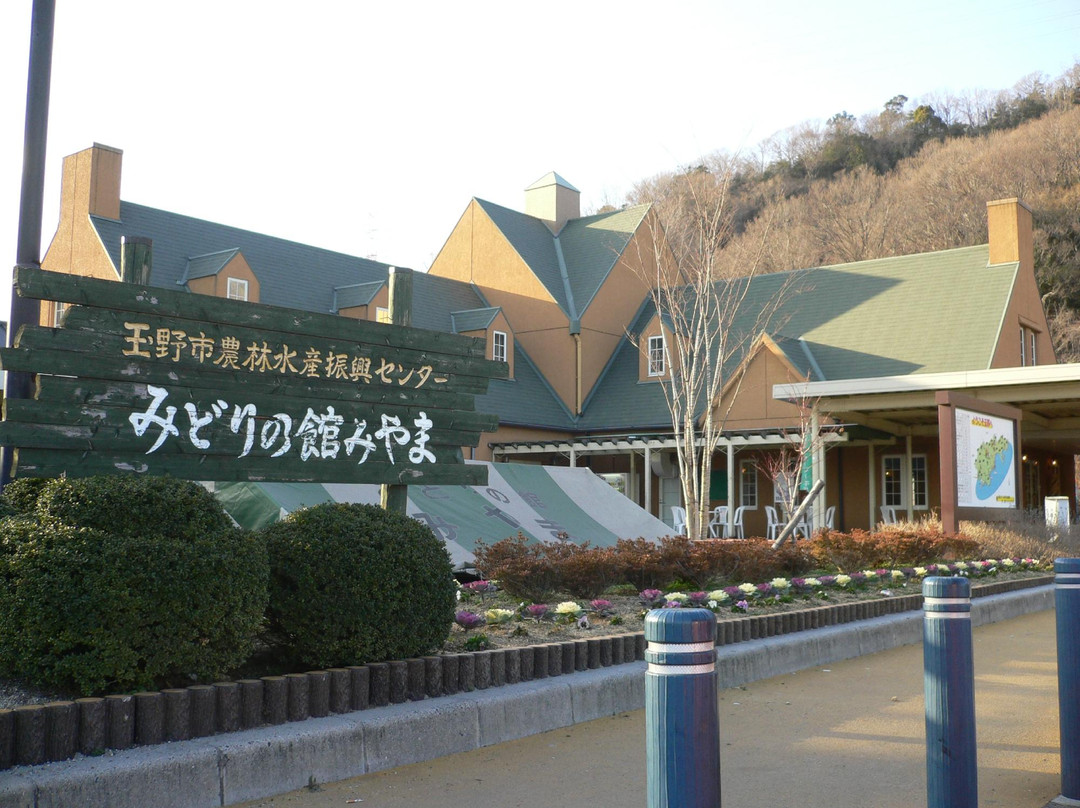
[0,477,50,515]
[0,477,267,695]
[263,503,456,668]
[33,475,234,540]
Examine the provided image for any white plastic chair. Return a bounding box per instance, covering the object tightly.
[880,505,897,525]
[671,506,687,535]
[708,506,728,538]
[765,505,780,541]
[824,505,836,530]
[795,506,813,539]
[731,506,747,539]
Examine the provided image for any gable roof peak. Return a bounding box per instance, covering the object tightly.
[525,171,579,193]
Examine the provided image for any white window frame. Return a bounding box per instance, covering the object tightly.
[376,306,391,323]
[1030,328,1037,366]
[53,300,67,327]
[226,277,249,301]
[647,335,665,377]
[881,454,928,510]
[1020,326,1027,366]
[492,330,508,363]
[739,459,758,509]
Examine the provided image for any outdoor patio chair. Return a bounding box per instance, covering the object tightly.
[671,506,687,535]
[880,505,898,525]
[765,505,780,541]
[731,506,747,539]
[708,506,728,538]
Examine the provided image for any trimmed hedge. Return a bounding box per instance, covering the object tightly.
[263,502,456,668]
[0,477,268,695]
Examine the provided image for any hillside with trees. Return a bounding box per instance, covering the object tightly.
[624,62,1080,358]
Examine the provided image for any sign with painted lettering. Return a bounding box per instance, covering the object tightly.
[0,267,505,484]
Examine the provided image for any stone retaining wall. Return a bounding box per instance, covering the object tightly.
[0,574,1050,770]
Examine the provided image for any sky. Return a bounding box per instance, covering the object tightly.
[1,0,1079,327]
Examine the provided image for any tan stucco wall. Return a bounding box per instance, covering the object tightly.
[716,346,809,431]
[40,146,126,325]
[430,200,577,408]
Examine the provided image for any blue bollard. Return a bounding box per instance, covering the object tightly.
[645,608,720,808]
[923,576,977,808]
[1055,558,1080,801]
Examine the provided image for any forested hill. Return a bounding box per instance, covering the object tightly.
[624,63,1080,358]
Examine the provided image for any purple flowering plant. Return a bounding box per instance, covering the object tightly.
[455,610,485,632]
[524,603,549,622]
[639,589,665,608]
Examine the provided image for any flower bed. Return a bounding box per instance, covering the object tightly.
[445,557,1047,651]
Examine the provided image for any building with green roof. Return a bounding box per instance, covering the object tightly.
[39,146,1080,539]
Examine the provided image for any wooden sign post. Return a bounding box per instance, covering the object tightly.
[0,267,505,490]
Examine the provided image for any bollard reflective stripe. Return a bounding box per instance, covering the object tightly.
[923,576,977,808]
[1056,558,1080,801]
[645,608,720,808]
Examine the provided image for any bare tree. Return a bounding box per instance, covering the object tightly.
[629,159,798,540]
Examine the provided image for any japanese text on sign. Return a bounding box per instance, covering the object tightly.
[122,322,449,389]
[129,384,438,464]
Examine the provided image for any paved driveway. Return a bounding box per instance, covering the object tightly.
[233,609,1061,808]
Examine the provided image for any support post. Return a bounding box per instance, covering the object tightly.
[645,608,720,808]
[1055,558,1080,802]
[120,236,153,285]
[2,0,55,488]
[380,267,412,514]
[923,576,977,808]
[644,445,652,516]
[726,441,735,536]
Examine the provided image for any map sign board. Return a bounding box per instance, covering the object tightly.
[953,407,1017,508]
[937,391,1021,533]
[0,267,505,485]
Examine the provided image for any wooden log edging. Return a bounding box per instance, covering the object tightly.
[0,574,1052,770]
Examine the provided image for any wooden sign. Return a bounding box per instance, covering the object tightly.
[0,267,506,485]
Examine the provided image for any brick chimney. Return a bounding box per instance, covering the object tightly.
[42,144,124,283]
[987,198,1033,267]
[525,172,580,234]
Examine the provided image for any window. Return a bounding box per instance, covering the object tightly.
[1020,325,1040,366]
[882,454,928,509]
[53,301,67,327]
[376,306,391,323]
[739,460,758,508]
[492,330,507,363]
[882,456,903,507]
[647,335,665,377]
[226,278,248,301]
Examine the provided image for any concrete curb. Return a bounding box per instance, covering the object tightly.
[0,585,1054,808]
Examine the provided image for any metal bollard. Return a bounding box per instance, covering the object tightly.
[923,576,977,808]
[645,608,720,808]
[1055,558,1080,801]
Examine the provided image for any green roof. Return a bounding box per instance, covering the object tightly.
[451,307,501,333]
[474,199,650,325]
[332,280,384,311]
[181,248,240,282]
[579,244,1018,430]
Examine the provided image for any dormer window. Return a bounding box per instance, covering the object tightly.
[493,330,508,363]
[227,277,248,301]
[647,335,666,376]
